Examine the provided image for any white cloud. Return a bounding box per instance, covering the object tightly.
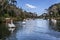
[25,4,37,9]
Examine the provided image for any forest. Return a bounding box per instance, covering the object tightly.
[0,0,37,23]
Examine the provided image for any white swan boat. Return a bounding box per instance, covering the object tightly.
[8,20,16,28]
[8,23,16,28]
[51,19,57,24]
[8,19,16,33]
[22,19,26,24]
[5,18,16,33]
[51,19,56,23]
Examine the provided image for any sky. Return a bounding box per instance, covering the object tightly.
[16,0,60,15]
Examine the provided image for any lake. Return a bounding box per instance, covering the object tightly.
[6,19,60,40]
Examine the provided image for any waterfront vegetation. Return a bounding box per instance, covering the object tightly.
[39,3,60,19]
[0,0,37,23]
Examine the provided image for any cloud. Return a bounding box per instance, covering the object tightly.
[25,4,37,9]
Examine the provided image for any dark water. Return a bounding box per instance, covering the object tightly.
[0,23,10,39]
[6,19,60,40]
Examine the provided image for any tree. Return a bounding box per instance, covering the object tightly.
[9,0,17,6]
[48,3,60,18]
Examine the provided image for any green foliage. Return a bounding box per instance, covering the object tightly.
[0,0,37,21]
[4,13,9,17]
[48,3,60,18]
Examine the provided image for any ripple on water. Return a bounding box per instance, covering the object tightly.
[6,19,60,40]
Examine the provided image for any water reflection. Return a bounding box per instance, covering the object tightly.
[6,19,60,40]
[0,23,10,39]
[50,19,60,31]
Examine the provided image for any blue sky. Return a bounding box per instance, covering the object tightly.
[16,0,60,15]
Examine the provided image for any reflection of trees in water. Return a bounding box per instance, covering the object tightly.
[56,21,60,31]
[6,21,23,40]
[0,23,11,39]
[6,31,17,40]
[14,21,23,32]
[49,20,55,30]
[49,20,60,31]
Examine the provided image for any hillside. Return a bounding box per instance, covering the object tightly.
[0,0,37,22]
